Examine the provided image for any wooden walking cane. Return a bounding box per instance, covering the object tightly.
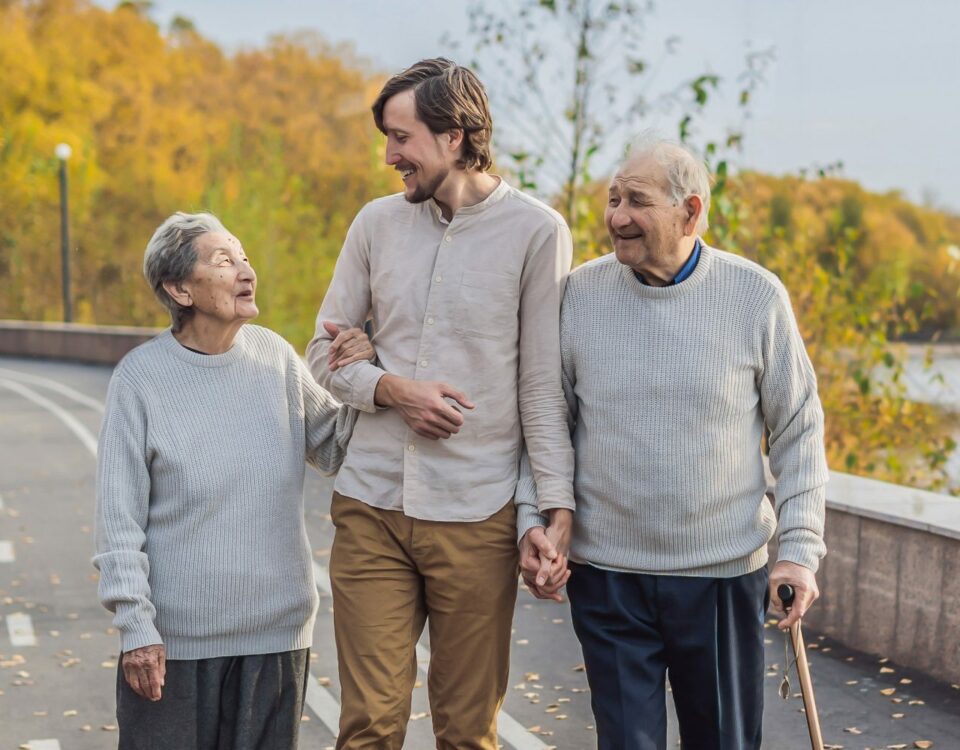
[778,583,825,750]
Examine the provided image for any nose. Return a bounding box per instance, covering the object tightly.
[385,140,401,166]
[239,258,256,283]
[608,203,633,229]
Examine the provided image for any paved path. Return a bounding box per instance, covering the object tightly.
[1,355,958,749]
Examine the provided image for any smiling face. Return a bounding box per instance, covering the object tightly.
[605,153,697,274]
[175,232,258,326]
[381,89,457,203]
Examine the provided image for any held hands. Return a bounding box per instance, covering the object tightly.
[374,374,474,439]
[769,560,819,630]
[122,644,166,701]
[323,321,376,371]
[520,509,573,602]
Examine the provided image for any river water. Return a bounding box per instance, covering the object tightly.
[901,345,960,488]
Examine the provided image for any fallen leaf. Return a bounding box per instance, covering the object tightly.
[914,742,933,748]
[880,687,897,696]
[64,709,78,716]
[880,666,895,674]
[900,678,913,685]
[844,727,862,735]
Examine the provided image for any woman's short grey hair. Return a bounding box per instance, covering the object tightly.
[143,212,228,332]
[625,134,712,234]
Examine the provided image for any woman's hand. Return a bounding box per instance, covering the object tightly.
[323,321,376,371]
[122,644,166,701]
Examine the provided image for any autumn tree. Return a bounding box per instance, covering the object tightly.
[0,0,391,346]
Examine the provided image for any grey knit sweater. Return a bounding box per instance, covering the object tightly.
[94,325,350,659]
[517,244,828,576]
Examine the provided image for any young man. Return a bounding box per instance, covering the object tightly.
[306,58,574,749]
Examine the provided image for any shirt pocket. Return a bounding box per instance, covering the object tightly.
[454,270,519,340]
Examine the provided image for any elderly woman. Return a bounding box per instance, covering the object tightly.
[94,212,371,749]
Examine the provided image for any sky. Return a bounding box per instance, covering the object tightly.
[100,0,960,212]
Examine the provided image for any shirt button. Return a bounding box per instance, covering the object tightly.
[408,444,416,452]
[419,359,428,368]
[434,275,442,283]
[426,317,435,325]
[444,235,452,243]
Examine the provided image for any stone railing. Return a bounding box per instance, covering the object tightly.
[803,472,960,685]
[0,320,161,365]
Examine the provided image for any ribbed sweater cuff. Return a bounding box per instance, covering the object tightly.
[118,611,163,653]
[777,538,824,573]
[777,487,826,572]
[516,502,549,543]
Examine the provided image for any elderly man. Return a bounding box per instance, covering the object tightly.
[517,138,828,750]
[306,58,574,749]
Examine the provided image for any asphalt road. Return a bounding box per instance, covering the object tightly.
[1,355,958,749]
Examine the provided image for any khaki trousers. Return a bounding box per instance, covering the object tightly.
[329,492,520,750]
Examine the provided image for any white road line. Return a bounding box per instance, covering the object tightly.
[7,612,37,646]
[0,366,105,413]
[27,740,62,750]
[0,540,14,562]
[304,674,342,738]
[312,563,549,750]
[0,378,98,457]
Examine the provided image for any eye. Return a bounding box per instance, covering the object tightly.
[608,196,620,207]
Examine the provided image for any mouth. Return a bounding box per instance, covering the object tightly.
[236,290,254,299]
[614,232,643,241]
[397,165,416,182]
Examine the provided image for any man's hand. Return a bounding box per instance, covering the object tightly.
[323,321,376,371]
[122,644,166,701]
[519,510,573,602]
[374,374,474,439]
[769,560,819,630]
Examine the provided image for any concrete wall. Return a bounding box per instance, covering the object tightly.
[801,472,960,685]
[0,320,161,365]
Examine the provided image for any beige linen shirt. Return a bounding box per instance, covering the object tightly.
[306,179,574,521]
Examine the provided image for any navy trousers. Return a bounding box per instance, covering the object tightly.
[567,563,769,750]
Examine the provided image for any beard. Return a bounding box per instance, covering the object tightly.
[405,166,449,204]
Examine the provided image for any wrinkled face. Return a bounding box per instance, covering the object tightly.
[382,89,454,203]
[184,232,258,324]
[605,154,690,270]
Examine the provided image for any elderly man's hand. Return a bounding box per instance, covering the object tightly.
[122,644,166,701]
[520,510,573,602]
[769,560,819,630]
[323,321,376,371]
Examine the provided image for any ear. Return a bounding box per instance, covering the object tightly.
[162,279,193,308]
[683,195,704,236]
[446,128,464,154]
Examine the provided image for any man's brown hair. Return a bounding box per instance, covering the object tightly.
[372,58,494,172]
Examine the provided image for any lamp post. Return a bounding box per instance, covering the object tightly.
[55,142,73,323]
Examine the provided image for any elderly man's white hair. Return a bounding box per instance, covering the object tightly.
[623,134,712,234]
